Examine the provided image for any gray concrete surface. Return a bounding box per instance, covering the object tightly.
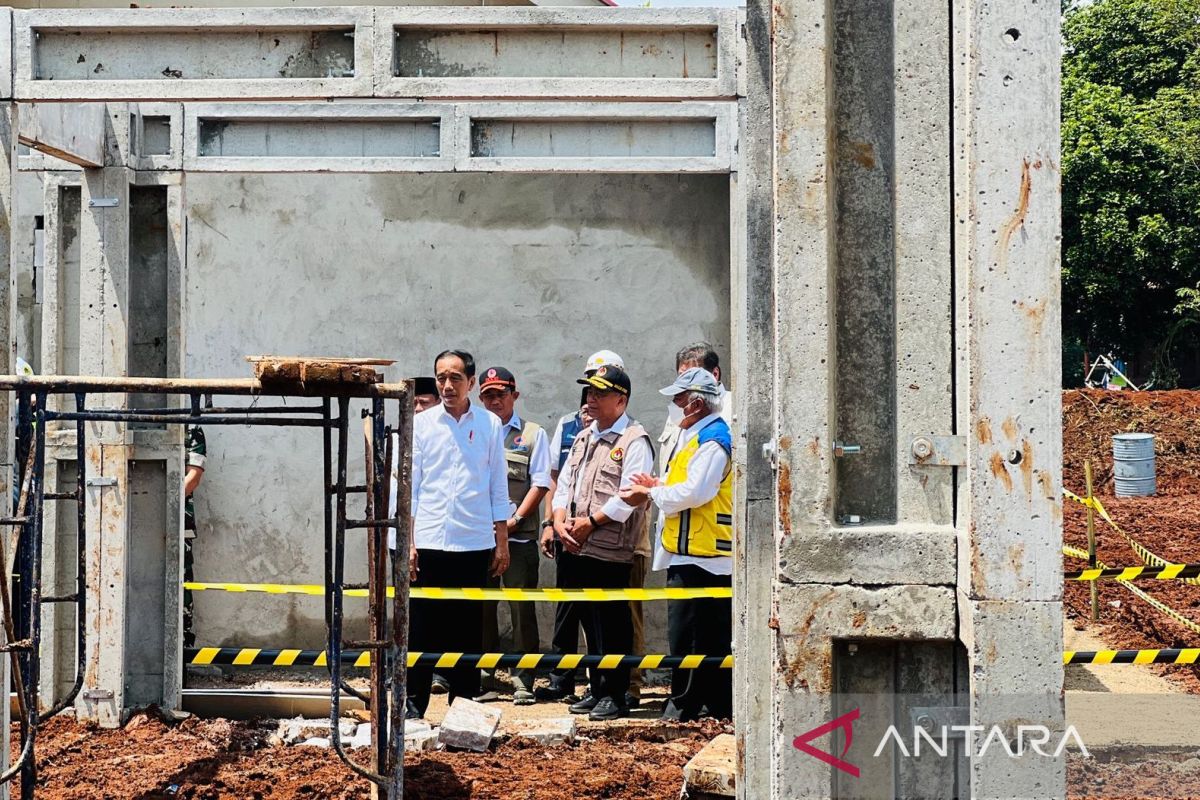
[182,171,730,651]
[0,3,1065,798]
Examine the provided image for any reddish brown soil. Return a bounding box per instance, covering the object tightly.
[1068,753,1200,799]
[13,712,729,800]
[1064,389,1200,496]
[1063,389,1200,694]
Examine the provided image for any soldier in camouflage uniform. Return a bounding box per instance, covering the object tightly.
[183,426,207,648]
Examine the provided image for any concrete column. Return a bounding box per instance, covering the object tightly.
[732,1,775,797]
[0,101,15,800]
[75,105,134,727]
[952,0,1064,796]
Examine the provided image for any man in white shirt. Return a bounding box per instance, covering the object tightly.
[404,349,511,718]
[540,365,653,720]
[475,366,551,705]
[622,367,733,722]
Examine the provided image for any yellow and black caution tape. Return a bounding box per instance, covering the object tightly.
[186,648,734,670]
[1065,564,1200,581]
[1063,489,1200,587]
[1064,546,1200,636]
[1064,649,1200,665]
[184,583,731,602]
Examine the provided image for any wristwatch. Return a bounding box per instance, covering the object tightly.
[512,512,525,525]
[541,519,555,530]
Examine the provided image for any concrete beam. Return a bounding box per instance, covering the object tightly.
[14,8,376,101]
[373,7,738,99]
[17,103,106,168]
[778,525,956,585]
[179,101,736,174]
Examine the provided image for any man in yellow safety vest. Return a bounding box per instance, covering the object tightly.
[621,366,732,722]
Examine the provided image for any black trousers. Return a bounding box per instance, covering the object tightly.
[667,564,733,719]
[407,548,492,716]
[549,551,632,703]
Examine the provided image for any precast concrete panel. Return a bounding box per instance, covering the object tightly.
[180,171,730,650]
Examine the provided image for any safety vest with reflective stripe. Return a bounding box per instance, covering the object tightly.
[660,418,733,558]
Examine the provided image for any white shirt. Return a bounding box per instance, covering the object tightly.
[650,412,734,576]
[389,403,508,552]
[551,413,653,523]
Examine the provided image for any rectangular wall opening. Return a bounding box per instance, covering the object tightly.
[394,27,717,79]
[34,28,355,81]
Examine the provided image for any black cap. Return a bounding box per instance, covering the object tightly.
[577,364,631,397]
[414,376,437,396]
[479,366,517,391]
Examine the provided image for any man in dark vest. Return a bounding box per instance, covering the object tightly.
[541,364,653,720]
[475,366,550,705]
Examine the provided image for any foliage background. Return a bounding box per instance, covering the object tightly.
[1061,0,1200,387]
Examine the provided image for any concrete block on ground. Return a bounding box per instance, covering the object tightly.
[437,698,501,752]
[683,733,735,797]
[298,737,330,749]
[277,716,357,745]
[506,717,575,746]
[406,727,441,752]
[778,526,956,585]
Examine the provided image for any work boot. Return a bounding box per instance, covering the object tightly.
[588,697,629,721]
[430,674,450,695]
[513,689,535,706]
[624,691,641,709]
[568,693,599,714]
[534,684,579,703]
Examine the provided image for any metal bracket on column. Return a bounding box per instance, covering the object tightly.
[87,198,119,208]
[908,435,966,466]
[910,705,969,738]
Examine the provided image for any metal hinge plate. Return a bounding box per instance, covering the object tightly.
[910,705,969,738]
[88,197,120,208]
[86,476,117,487]
[909,435,966,467]
[82,688,114,701]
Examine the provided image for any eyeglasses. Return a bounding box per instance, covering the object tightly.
[585,387,616,399]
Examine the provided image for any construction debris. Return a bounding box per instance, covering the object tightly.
[437,698,501,752]
[247,355,393,391]
[505,717,576,746]
[682,734,736,798]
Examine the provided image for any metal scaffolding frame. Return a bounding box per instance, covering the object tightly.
[0,374,413,799]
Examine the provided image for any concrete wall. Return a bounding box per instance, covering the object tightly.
[183,171,731,650]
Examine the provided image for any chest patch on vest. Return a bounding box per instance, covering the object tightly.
[512,435,526,448]
[609,447,625,462]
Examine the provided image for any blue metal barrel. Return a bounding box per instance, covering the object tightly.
[1113,433,1156,497]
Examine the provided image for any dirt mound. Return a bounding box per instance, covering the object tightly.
[1064,389,1200,495]
[1063,495,1200,693]
[13,711,719,799]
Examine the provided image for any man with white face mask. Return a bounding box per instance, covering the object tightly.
[622,366,733,722]
[657,343,732,476]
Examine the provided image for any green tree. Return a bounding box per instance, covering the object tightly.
[1061,0,1200,386]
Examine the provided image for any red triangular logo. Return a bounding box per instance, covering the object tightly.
[792,707,860,777]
